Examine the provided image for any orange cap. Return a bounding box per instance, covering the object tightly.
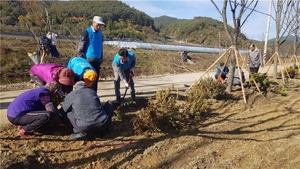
[83,70,97,87]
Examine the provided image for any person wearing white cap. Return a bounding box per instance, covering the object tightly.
[77,16,105,92]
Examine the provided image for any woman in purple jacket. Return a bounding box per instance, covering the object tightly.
[7,82,64,138]
[30,63,75,93]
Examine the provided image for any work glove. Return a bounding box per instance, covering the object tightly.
[123,79,129,88]
[130,69,134,77]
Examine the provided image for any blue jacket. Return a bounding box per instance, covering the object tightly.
[84,27,103,59]
[7,87,51,118]
[112,50,135,71]
[67,57,96,79]
[215,65,229,77]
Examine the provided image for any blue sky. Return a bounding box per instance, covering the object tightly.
[121,0,276,41]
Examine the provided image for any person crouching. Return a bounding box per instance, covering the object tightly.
[60,81,113,140]
[6,82,65,138]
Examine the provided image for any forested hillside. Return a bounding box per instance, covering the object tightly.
[0,0,253,47]
[154,16,249,48]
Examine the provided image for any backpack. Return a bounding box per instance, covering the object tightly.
[39,35,52,51]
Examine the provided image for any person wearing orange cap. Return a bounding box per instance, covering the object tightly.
[30,63,75,93]
[66,57,98,90]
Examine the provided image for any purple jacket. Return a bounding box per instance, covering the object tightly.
[7,87,51,118]
[30,63,63,83]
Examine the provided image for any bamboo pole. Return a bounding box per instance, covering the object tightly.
[245,64,261,93]
[277,54,290,82]
[259,52,276,74]
[234,47,247,103]
[187,46,234,91]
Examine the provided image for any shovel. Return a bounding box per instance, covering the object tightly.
[122,77,132,100]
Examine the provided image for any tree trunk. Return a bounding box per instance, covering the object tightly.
[273,39,279,79]
[226,38,237,92]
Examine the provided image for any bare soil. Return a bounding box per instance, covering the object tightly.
[1,52,300,168]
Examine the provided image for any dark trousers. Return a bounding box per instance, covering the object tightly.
[87,58,101,92]
[114,69,135,100]
[249,67,259,78]
[67,101,114,134]
[249,67,259,73]
[7,111,50,133]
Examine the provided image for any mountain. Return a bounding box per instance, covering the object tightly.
[153,15,250,48]
[0,1,250,47]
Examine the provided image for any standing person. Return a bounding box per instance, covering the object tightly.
[77,16,105,92]
[247,44,264,74]
[30,63,75,93]
[7,82,64,138]
[214,62,229,83]
[112,48,136,102]
[60,81,114,140]
[66,57,98,90]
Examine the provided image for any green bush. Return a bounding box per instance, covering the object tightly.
[132,87,185,134]
[249,73,270,90]
[189,77,227,99]
[131,78,225,135]
[283,65,299,79]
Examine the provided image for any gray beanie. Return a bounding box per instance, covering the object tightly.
[74,81,86,90]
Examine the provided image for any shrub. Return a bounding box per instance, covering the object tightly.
[189,77,227,99]
[271,85,288,96]
[248,73,270,90]
[282,65,299,79]
[132,78,225,135]
[132,87,185,134]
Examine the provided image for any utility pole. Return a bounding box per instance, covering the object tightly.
[263,0,273,65]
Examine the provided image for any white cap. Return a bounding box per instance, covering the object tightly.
[93,16,105,25]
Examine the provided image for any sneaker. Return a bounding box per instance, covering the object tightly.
[70,132,87,140]
[19,129,35,139]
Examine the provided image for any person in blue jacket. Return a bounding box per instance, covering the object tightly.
[214,62,229,83]
[77,16,105,92]
[112,48,136,102]
[66,57,98,90]
[6,82,64,138]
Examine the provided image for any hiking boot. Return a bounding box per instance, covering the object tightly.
[70,132,87,140]
[19,129,35,139]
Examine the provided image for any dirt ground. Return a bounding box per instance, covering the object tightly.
[1,51,300,168]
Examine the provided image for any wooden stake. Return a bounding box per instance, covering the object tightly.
[234,47,247,103]
[186,46,234,91]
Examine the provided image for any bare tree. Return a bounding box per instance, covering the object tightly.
[211,0,258,92]
[272,0,299,78]
[18,1,55,63]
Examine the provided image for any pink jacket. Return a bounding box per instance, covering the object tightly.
[30,63,63,83]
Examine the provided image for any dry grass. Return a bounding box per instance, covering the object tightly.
[0,35,221,85]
